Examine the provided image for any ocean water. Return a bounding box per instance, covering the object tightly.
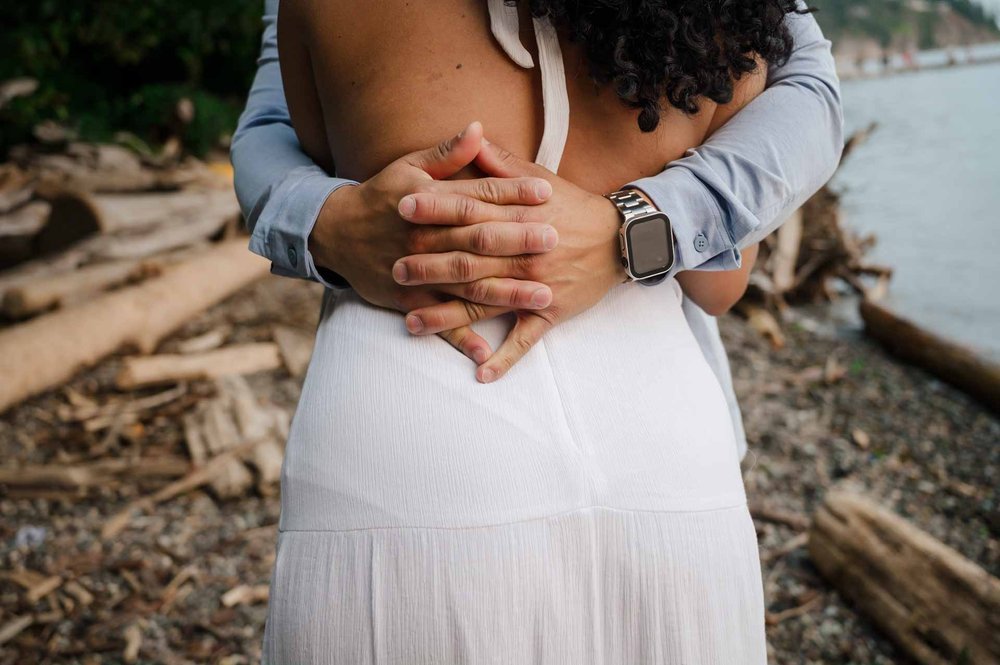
[833,59,1000,360]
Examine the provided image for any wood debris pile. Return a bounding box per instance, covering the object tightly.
[0,142,319,661]
[746,123,893,311]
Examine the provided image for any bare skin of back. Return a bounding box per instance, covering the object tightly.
[279,0,760,192]
[278,0,764,377]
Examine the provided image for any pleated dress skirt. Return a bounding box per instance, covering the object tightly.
[263,280,767,664]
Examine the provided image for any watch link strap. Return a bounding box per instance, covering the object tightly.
[607,190,658,223]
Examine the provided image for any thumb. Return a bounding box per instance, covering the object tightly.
[474,137,545,178]
[404,121,484,180]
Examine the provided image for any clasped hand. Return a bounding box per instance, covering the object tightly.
[312,122,625,383]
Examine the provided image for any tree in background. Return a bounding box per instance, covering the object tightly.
[1,1,262,157]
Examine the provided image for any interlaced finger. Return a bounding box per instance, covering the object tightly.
[393,252,522,285]
[476,313,552,383]
[405,299,511,338]
[398,193,538,226]
[427,177,552,205]
[410,222,557,256]
[438,278,551,310]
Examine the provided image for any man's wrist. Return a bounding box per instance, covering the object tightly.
[309,182,362,277]
[593,195,630,286]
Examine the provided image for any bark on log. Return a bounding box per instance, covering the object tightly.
[1,256,170,318]
[0,192,230,298]
[0,201,51,268]
[809,491,1000,665]
[0,240,269,413]
[36,187,238,260]
[115,343,282,389]
[44,188,239,236]
[23,144,201,193]
[860,299,1000,413]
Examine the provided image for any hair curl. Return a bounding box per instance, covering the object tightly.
[512,0,806,131]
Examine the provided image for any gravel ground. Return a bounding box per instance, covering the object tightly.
[1,276,996,664]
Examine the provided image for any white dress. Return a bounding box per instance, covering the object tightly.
[263,4,766,662]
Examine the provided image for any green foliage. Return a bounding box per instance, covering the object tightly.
[0,0,263,157]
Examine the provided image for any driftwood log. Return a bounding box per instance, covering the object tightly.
[0,255,178,318]
[115,343,282,389]
[0,240,269,413]
[0,201,50,268]
[809,491,1000,665]
[860,299,1000,413]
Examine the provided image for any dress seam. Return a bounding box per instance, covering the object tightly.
[278,500,749,535]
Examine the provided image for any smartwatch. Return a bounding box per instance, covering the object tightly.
[606,190,675,282]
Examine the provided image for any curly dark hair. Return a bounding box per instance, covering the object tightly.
[512,0,808,131]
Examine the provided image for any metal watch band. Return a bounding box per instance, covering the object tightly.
[607,190,658,223]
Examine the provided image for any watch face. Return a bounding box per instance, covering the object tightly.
[626,213,674,279]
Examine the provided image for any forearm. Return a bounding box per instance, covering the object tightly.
[627,4,843,275]
[230,0,357,287]
[675,244,758,316]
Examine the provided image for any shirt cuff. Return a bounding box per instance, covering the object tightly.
[247,165,359,290]
[625,167,741,277]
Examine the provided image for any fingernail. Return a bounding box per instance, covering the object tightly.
[481,137,490,145]
[530,288,552,308]
[398,196,416,217]
[405,314,424,333]
[392,262,409,284]
[472,347,489,364]
[479,367,498,383]
[542,227,558,251]
[535,180,552,200]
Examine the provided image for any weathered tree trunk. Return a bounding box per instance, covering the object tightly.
[860,299,1000,413]
[809,491,1000,665]
[0,240,269,413]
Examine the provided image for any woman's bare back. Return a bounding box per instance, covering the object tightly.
[278,0,759,193]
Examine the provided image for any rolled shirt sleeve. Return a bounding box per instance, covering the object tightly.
[626,5,845,276]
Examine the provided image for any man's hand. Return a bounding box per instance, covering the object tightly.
[310,122,559,363]
[393,138,628,383]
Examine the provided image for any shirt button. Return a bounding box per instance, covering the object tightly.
[694,233,708,252]
[287,245,299,268]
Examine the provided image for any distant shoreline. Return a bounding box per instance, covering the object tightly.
[835,40,1000,80]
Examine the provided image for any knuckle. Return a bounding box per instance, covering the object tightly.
[521,225,537,252]
[502,284,521,308]
[459,196,479,223]
[422,307,446,329]
[477,178,500,203]
[409,260,430,283]
[469,225,500,255]
[518,178,535,201]
[450,253,476,282]
[467,279,494,304]
[513,333,534,355]
[461,299,488,323]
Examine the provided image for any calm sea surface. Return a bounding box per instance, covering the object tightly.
[834,59,1000,360]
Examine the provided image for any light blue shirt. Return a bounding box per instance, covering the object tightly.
[231,0,844,458]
